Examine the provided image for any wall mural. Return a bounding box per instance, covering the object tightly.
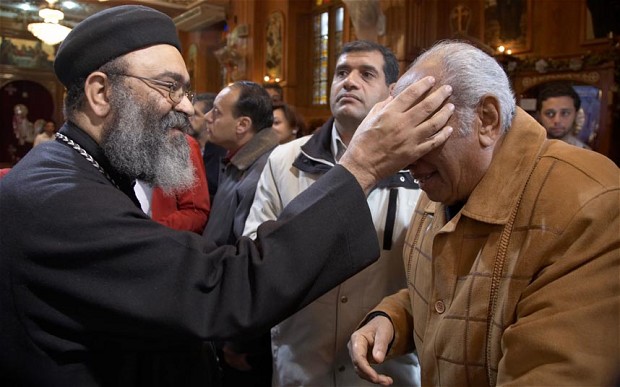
[265,11,284,82]
[0,36,54,69]
[214,25,247,85]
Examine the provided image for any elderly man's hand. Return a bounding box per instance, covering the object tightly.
[340,76,454,194]
[348,315,396,386]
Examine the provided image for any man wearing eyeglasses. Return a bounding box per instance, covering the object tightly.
[0,5,455,386]
[535,82,591,149]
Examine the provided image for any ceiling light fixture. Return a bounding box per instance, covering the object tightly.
[27,0,72,46]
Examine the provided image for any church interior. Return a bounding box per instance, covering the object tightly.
[1,0,619,166]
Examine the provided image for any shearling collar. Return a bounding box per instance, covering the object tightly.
[228,128,279,171]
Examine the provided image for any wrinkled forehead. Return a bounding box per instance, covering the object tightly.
[124,44,188,80]
[336,50,385,72]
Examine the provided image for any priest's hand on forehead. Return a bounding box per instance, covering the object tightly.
[339,75,454,194]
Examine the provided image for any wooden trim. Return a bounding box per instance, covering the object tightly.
[579,1,612,47]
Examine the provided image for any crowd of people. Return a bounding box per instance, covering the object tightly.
[0,4,618,387]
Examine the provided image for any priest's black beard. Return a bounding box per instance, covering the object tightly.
[101,88,196,194]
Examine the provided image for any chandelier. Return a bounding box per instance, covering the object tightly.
[27,0,72,46]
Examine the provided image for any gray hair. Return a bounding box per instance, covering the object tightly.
[411,40,516,135]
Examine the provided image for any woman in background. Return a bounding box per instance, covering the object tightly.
[272,103,307,144]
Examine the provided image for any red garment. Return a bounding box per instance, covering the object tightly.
[151,135,211,234]
[0,169,10,179]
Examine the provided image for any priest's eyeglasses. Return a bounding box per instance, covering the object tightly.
[107,73,195,105]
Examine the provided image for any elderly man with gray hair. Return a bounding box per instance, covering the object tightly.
[349,40,619,386]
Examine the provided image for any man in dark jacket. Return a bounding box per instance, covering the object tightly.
[202,81,279,247]
[0,5,454,386]
[201,81,279,386]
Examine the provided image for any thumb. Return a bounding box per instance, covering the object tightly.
[371,326,393,363]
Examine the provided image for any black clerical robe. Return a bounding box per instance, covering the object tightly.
[0,122,380,386]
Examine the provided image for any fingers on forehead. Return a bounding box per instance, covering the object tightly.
[417,84,453,114]
[400,82,452,122]
[388,76,436,113]
[392,75,434,98]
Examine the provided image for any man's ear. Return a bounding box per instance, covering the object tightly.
[84,72,111,118]
[235,116,253,135]
[478,95,502,147]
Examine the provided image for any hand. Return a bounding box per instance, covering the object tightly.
[340,76,454,194]
[348,315,395,386]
